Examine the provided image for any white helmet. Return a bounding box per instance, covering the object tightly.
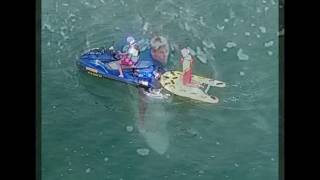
[126,36,135,45]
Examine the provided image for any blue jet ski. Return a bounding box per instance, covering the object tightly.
[77,45,165,90]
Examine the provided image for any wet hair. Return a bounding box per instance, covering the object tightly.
[150,36,169,51]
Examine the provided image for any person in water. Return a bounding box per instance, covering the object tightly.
[138,35,170,126]
[179,48,202,87]
[150,36,169,65]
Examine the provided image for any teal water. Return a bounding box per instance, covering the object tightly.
[41,0,279,179]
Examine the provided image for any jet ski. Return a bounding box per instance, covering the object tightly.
[77,46,165,90]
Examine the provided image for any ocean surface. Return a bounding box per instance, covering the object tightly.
[41,0,280,179]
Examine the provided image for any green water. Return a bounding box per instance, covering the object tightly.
[41,0,279,179]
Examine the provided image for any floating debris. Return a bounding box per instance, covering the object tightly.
[234,163,239,167]
[224,18,229,23]
[62,3,69,6]
[100,0,105,4]
[216,141,220,145]
[199,170,205,174]
[245,32,251,36]
[251,23,256,27]
[137,148,150,156]
[104,157,109,162]
[223,48,227,52]
[226,42,237,48]
[237,49,249,60]
[240,72,245,76]
[267,51,273,56]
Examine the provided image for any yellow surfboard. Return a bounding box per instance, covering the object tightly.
[160,71,226,103]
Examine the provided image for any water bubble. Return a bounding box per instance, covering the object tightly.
[126,126,134,132]
[237,49,249,60]
[240,72,245,76]
[202,41,216,49]
[264,41,274,47]
[217,24,225,30]
[226,42,237,48]
[199,16,206,26]
[137,148,150,156]
[245,32,251,36]
[85,168,91,173]
[256,7,262,13]
[187,47,196,56]
[259,26,267,33]
[184,22,191,31]
[104,157,109,162]
[267,51,273,56]
[142,22,149,32]
[234,163,239,167]
[224,18,229,23]
[223,48,227,52]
